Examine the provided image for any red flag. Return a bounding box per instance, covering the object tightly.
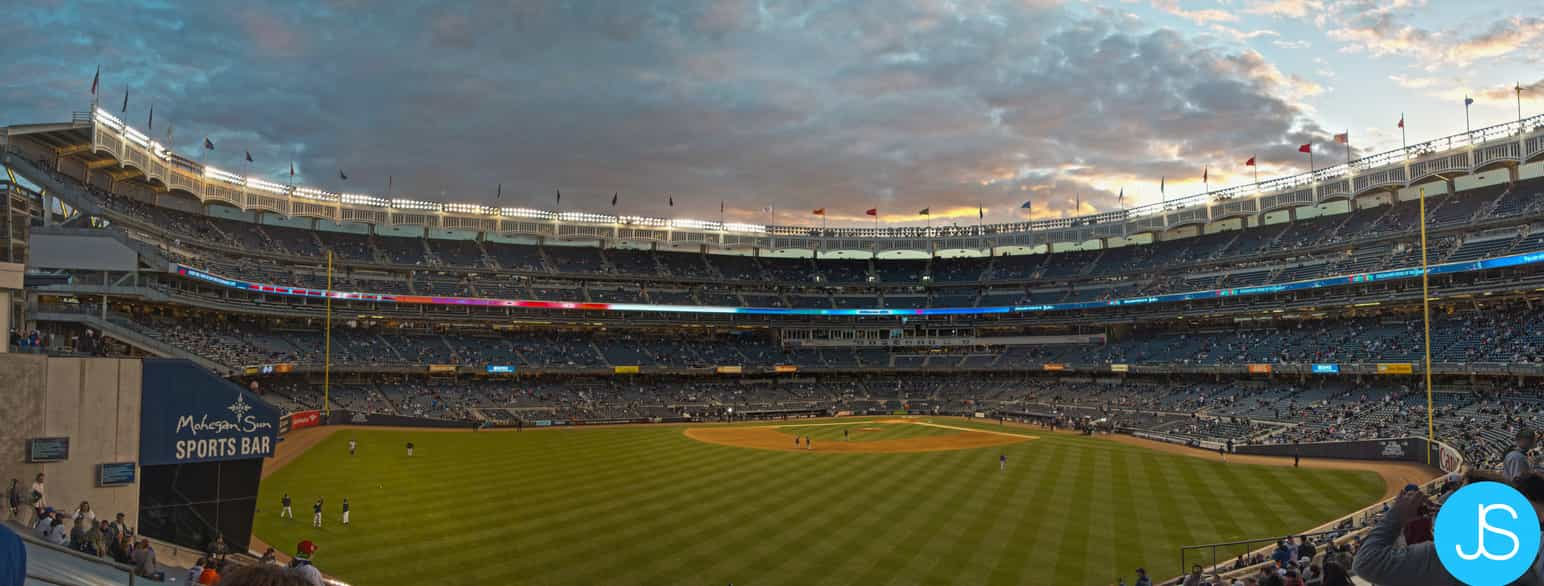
[1333,133,1348,144]
[812,208,826,215]
[1244,156,1256,166]
[865,208,877,216]
[1298,143,1312,153]
[1397,116,1404,129]
[90,65,100,96]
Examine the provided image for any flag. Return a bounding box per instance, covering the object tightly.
[918,208,930,216]
[1118,187,1124,203]
[611,192,618,206]
[1333,132,1348,144]
[497,184,502,200]
[978,206,983,220]
[1020,200,1031,209]
[1245,156,1256,166]
[1298,143,1311,153]
[147,105,153,131]
[339,170,348,181]
[203,137,214,150]
[812,208,825,215]
[1464,96,1474,106]
[720,200,725,213]
[762,205,772,213]
[388,175,393,192]
[121,88,128,113]
[245,151,253,163]
[90,65,100,95]
[290,162,295,177]
[1397,115,1404,129]
[1160,176,1166,195]
[865,208,877,216]
[1202,165,1208,183]
[668,196,674,207]
[556,190,562,205]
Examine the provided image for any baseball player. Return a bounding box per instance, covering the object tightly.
[341,498,350,527]
[312,498,324,528]
[348,439,357,456]
[280,493,293,519]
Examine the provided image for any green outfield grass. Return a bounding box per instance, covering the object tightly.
[254,419,1386,585]
[776,420,959,442]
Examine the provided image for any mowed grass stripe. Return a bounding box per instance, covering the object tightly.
[254,424,1390,586]
[690,452,944,583]
[778,451,969,585]
[858,449,1002,585]
[316,431,713,564]
[574,448,867,584]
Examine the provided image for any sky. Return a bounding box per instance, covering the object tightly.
[1,0,1540,227]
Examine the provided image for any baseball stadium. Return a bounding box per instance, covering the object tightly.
[3,4,1544,586]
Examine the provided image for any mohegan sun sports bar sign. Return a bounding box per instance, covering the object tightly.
[140,359,280,466]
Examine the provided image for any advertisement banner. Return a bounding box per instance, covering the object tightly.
[774,365,799,373]
[1109,364,1129,373]
[324,410,471,429]
[486,365,516,374]
[1043,363,1066,371]
[140,360,280,466]
[1312,364,1340,374]
[288,410,322,432]
[1247,364,1273,374]
[428,364,457,374]
[614,365,641,374]
[1377,363,1415,375]
[715,365,744,374]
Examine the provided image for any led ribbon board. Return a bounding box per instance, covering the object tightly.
[173,249,1544,317]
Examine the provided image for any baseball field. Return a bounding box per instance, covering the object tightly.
[253,417,1422,585]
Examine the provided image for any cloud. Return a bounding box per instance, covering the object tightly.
[1271,39,1311,49]
[0,0,1341,224]
[1151,0,1239,25]
[1244,0,1324,19]
[1477,79,1544,103]
[1329,8,1544,70]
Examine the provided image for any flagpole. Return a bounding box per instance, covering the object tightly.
[324,250,333,417]
[1417,186,1434,464]
[1519,83,1526,131]
[1465,98,1472,137]
[1401,114,1408,159]
[1345,132,1352,166]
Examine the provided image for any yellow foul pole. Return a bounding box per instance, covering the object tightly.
[1418,187,1434,465]
[322,249,331,413]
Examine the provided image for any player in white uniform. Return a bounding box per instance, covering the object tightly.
[348,439,357,456]
[341,498,350,526]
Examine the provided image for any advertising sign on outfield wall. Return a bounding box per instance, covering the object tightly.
[1109,364,1129,373]
[1312,364,1340,374]
[1043,363,1066,371]
[716,365,744,374]
[288,410,322,432]
[614,365,641,374]
[428,364,457,374]
[1247,364,1273,374]
[774,365,799,373]
[1377,363,1415,375]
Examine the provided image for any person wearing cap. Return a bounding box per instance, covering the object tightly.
[1505,429,1536,482]
[0,522,26,586]
[290,540,324,586]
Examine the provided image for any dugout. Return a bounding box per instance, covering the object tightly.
[137,359,279,553]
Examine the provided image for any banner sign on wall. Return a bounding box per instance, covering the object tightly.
[1110,364,1130,373]
[1042,363,1066,371]
[1312,364,1340,374]
[1377,363,1415,374]
[486,365,516,374]
[614,365,641,374]
[716,366,744,374]
[140,360,281,466]
[288,410,322,432]
[1247,364,1273,374]
[774,365,799,373]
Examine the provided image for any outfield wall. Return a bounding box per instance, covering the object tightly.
[1235,437,1462,472]
[0,354,143,522]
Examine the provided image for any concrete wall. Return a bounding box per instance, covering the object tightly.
[0,355,141,521]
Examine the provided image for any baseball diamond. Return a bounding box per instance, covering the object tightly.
[251,418,1423,585]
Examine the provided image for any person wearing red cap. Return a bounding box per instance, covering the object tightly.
[289,540,323,586]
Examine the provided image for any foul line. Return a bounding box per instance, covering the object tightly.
[769,419,1039,440]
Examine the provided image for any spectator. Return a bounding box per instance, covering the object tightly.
[46,515,68,546]
[4,479,18,521]
[259,547,278,565]
[1504,429,1535,481]
[28,474,45,526]
[188,557,207,584]
[1354,471,1544,585]
[1321,560,1353,586]
[220,563,312,586]
[132,539,159,579]
[74,500,96,523]
[289,540,324,586]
